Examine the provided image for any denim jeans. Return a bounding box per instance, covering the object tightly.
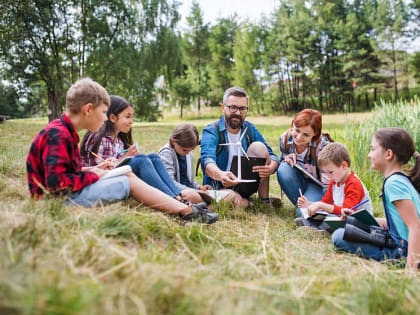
[128,153,181,197]
[332,228,407,261]
[276,161,324,216]
[67,175,130,207]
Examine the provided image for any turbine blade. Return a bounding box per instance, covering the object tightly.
[239,127,248,141]
[240,146,250,160]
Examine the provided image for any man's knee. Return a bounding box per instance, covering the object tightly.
[247,141,269,159]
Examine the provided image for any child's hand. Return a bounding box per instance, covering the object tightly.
[199,185,212,191]
[308,202,323,216]
[341,208,353,220]
[284,153,297,166]
[297,196,310,208]
[91,167,109,178]
[97,159,115,170]
[181,188,202,204]
[124,144,139,157]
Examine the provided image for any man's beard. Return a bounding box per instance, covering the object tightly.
[225,114,244,130]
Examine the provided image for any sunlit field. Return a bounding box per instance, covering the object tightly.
[0,100,419,314]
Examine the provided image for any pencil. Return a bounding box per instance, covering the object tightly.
[299,188,303,197]
[350,199,370,210]
[90,151,106,162]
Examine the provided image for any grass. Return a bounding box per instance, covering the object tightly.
[1,103,420,314]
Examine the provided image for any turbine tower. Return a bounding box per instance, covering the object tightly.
[219,127,256,183]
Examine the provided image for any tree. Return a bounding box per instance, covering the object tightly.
[183,1,210,112]
[169,76,193,118]
[207,16,238,104]
[233,22,264,114]
[374,0,409,101]
[0,0,182,121]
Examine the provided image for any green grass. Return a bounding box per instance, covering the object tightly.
[1,104,420,314]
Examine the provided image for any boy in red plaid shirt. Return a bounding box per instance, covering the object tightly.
[26,78,218,224]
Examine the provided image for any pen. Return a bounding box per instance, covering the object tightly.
[299,188,303,197]
[90,151,106,162]
[350,199,370,210]
[119,149,129,153]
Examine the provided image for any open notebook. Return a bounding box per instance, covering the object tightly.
[99,165,132,180]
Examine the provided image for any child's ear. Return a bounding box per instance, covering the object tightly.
[342,161,349,168]
[81,103,93,115]
[109,113,118,123]
[385,149,395,161]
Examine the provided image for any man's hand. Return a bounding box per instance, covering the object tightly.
[252,164,271,178]
[220,171,238,187]
[284,153,297,166]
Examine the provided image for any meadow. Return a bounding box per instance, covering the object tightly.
[0,100,419,315]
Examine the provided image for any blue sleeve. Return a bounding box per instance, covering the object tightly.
[250,123,280,166]
[200,125,218,170]
[385,177,413,203]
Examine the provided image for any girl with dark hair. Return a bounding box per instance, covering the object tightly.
[80,96,208,205]
[333,127,420,271]
[159,123,248,207]
[276,109,332,218]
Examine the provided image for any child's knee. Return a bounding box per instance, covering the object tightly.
[332,228,345,248]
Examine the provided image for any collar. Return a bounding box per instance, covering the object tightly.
[60,114,79,143]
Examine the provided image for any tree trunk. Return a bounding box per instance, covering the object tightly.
[47,88,62,122]
[365,92,369,109]
[374,88,377,104]
[391,45,398,102]
[318,88,323,111]
[180,102,184,118]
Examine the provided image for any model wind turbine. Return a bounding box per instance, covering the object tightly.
[219,127,256,183]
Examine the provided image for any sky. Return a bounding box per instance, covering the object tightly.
[178,0,277,28]
[177,0,420,52]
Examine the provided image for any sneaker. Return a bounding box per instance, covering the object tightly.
[180,202,219,224]
[294,217,304,226]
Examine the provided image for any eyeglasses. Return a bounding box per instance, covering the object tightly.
[226,105,248,113]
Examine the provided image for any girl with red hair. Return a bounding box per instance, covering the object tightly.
[277,109,332,221]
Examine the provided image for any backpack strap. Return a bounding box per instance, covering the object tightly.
[284,130,292,153]
[195,120,253,176]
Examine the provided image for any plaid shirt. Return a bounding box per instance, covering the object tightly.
[26,114,99,198]
[279,130,330,187]
[81,133,125,167]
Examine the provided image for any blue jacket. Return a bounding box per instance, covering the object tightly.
[200,116,279,188]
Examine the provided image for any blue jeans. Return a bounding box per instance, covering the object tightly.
[332,228,407,261]
[276,161,324,216]
[67,175,130,207]
[128,154,181,197]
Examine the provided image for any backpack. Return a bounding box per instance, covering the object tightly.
[195,120,253,176]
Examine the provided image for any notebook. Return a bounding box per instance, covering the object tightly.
[230,156,267,197]
[100,165,132,180]
[293,164,323,187]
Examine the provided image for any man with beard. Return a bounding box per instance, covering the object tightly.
[200,87,279,206]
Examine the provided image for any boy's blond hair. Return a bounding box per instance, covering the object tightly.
[66,78,110,113]
[318,142,351,168]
